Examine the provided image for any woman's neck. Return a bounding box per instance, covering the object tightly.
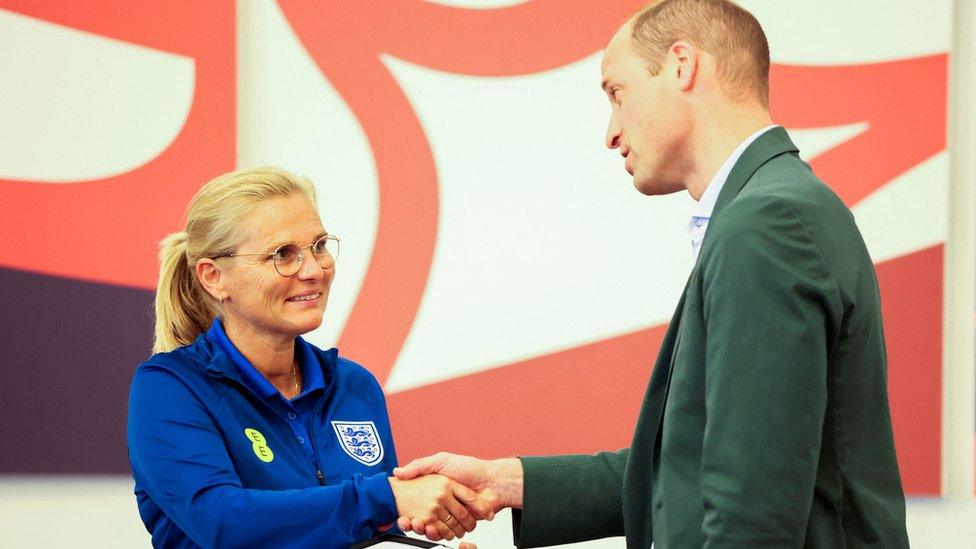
[221,315,302,397]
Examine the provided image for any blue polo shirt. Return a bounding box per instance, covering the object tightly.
[128,319,400,548]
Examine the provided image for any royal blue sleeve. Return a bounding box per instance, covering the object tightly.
[127,364,399,549]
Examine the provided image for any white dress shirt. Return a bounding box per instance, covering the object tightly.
[689,125,779,262]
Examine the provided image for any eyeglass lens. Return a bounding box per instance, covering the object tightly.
[273,236,339,276]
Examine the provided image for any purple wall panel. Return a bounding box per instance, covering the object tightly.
[0,268,152,474]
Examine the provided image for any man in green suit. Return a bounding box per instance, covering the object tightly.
[396,0,909,547]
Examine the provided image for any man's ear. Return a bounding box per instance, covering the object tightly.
[668,40,699,92]
[196,258,225,302]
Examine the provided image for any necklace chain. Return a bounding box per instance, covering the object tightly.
[290,361,300,399]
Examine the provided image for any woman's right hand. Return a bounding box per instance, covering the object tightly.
[388,474,493,540]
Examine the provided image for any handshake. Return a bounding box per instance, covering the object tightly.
[386,452,524,547]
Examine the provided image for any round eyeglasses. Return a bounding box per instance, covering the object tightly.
[213,234,340,277]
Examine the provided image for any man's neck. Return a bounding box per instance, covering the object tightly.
[685,104,773,200]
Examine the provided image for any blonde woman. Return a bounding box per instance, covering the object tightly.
[127,167,491,548]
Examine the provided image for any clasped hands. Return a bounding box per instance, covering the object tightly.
[387,452,522,546]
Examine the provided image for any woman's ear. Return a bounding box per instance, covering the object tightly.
[196,258,225,302]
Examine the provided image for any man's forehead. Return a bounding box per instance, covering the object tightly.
[600,52,611,77]
[603,26,633,63]
[600,27,632,86]
[600,56,613,92]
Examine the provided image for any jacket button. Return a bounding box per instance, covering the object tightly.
[297,436,305,444]
[288,412,297,420]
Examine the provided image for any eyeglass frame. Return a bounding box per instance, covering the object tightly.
[211,234,341,277]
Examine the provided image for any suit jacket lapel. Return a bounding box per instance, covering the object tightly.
[624,274,690,547]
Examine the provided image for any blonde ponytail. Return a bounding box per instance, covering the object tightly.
[153,231,219,353]
[151,166,319,354]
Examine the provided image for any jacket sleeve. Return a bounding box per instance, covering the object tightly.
[512,450,628,548]
[127,364,398,549]
[698,194,842,547]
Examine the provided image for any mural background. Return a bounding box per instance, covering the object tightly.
[1,1,973,547]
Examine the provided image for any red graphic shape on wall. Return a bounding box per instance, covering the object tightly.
[771,55,948,207]
[878,244,943,495]
[388,325,668,458]
[0,1,235,289]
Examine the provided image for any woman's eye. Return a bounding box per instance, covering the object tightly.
[273,247,297,262]
[313,238,328,254]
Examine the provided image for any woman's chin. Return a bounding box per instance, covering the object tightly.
[290,309,326,335]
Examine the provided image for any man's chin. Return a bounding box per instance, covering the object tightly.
[632,177,664,196]
[633,173,685,197]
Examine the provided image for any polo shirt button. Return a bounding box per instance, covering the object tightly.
[297,436,306,444]
[288,412,297,420]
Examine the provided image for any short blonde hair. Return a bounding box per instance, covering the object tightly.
[630,0,770,106]
[153,166,318,353]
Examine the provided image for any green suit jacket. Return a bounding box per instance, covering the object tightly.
[512,127,908,548]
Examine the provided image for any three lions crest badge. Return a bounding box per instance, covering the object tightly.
[331,421,384,466]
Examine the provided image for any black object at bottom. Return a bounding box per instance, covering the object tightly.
[350,533,446,548]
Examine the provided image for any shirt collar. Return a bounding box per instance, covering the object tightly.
[691,124,779,221]
[207,317,325,400]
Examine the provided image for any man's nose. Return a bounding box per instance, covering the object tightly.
[605,116,621,149]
